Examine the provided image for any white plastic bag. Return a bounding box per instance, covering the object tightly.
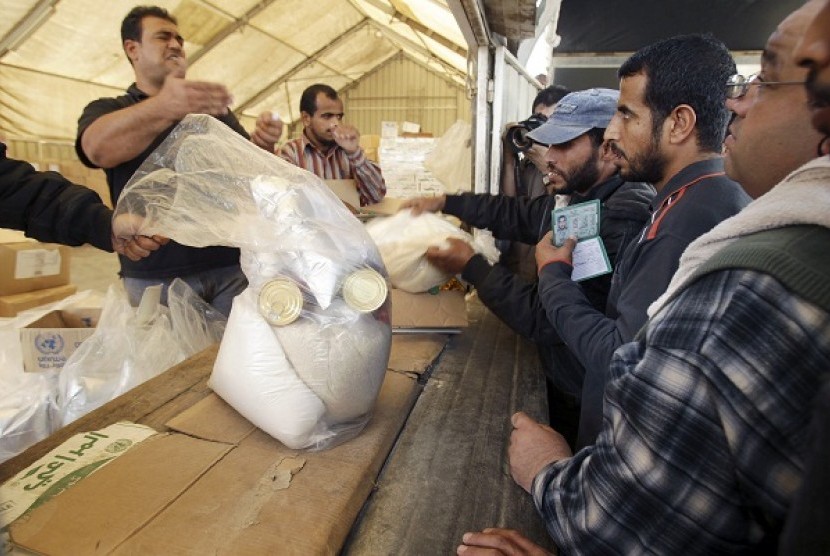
[0,290,103,463]
[365,209,499,293]
[365,209,471,292]
[57,286,183,426]
[424,120,471,193]
[114,114,392,450]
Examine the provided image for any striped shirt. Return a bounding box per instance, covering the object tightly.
[533,269,830,554]
[278,132,386,206]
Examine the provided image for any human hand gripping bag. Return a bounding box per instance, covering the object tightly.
[114,114,392,450]
[364,209,499,293]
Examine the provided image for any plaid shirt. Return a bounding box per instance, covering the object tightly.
[533,269,830,554]
[278,132,386,206]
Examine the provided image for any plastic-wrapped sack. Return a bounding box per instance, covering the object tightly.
[364,209,500,293]
[0,290,103,463]
[424,120,471,193]
[114,114,392,451]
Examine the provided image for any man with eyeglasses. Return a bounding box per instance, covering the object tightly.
[723,62,821,198]
[457,3,830,555]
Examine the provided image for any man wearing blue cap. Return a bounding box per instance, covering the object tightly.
[402,88,655,448]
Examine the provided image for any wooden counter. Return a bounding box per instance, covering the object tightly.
[1,298,553,554]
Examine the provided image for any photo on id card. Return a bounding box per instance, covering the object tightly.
[551,199,612,281]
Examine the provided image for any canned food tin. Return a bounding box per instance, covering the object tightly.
[342,268,388,313]
[259,278,303,326]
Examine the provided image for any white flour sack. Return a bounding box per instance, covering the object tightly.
[114,115,392,450]
[364,209,470,292]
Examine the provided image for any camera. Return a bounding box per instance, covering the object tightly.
[505,113,548,153]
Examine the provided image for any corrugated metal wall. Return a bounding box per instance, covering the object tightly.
[341,53,471,139]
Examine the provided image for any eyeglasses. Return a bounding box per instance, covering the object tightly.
[726,73,805,100]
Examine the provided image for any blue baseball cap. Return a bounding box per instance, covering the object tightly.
[526,88,619,146]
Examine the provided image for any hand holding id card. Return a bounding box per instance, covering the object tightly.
[552,200,612,281]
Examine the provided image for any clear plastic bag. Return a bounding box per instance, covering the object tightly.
[0,290,102,463]
[58,286,182,426]
[114,114,392,450]
[167,278,227,356]
[57,281,227,427]
[0,374,54,464]
[424,120,471,193]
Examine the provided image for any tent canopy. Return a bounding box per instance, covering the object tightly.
[0,0,468,140]
[0,0,807,141]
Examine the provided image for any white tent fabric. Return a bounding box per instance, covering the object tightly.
[0,0,468,141]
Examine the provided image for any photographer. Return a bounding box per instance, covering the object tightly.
[500,85,569,280]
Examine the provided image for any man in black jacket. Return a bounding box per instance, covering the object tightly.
[403,88,655,448]
[1,143,164,260]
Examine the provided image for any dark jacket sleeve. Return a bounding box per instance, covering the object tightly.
[445,192,559,343]
[444,193,555,244]
[462,254,560,344]
[538,232,687,376]
[0,145,113,251]
[458,182,655,368]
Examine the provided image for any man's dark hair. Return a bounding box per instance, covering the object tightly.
[300,84,339,115]
[121,6,177,44]
[585,127,606,148]
[532,85,571,112]
[618,34,735,153]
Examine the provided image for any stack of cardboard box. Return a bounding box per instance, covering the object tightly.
[359,134,381,163]
[0,234,77,317]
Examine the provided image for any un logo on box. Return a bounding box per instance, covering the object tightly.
[35,332,64,354]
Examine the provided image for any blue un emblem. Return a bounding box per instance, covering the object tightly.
[35,332,64,354]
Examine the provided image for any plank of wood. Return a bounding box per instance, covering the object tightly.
[345,298,555,554]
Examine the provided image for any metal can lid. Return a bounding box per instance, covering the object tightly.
[342,268,388,313]
[258,278,303,326]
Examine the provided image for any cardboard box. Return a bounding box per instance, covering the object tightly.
[360,134,381,162]
[0,228,28,244]
[358,196,405,217]
[0,242,71,296]
[9,372,421,555]
[390,288,467,331]
[0,423,158,531]
[18,307,99,372]
[323,178,360,210]
[0,284,77,317]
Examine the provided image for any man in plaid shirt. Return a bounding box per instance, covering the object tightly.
[457,2,830,554]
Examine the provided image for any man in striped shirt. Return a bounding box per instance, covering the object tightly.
[278,84,386,206]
